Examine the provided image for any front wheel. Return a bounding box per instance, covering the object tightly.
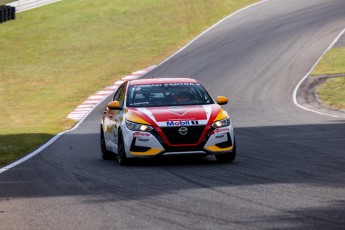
[215,142,236,163]
[117,132,129,165]
[100,126,113,160]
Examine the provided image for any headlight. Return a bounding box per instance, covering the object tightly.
[212,117,230,128]
[126,120,153,132]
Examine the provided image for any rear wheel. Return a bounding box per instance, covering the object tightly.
[215,142,236,163]
[117,131,129,165]
[100,126,113,160]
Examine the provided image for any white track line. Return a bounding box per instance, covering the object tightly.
[0,0,269,174]
[292,28,345,119]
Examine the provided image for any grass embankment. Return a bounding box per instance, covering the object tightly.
[0,0,16,5]
[0,0,258,166]
[312,47,345,110]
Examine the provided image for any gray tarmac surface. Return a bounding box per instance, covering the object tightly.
[1,0,345,229]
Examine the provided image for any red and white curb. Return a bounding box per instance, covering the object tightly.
[67,65,156,121]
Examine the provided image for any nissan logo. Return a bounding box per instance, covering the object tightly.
[178,127,188,135]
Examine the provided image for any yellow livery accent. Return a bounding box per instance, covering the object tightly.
[125,110,150,125]
[130,148,163,156]
[108,101,121,110]
[205,145,233,152]
[216,96,228,105]
[214,109,229,122]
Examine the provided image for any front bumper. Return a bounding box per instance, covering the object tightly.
[122,125,235,158]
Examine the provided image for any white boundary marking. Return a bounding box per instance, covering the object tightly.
[292,28,345,119]
[0,0,269,174]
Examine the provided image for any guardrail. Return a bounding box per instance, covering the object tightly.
[7,0,60,13]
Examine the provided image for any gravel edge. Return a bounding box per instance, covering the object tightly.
[296,74,345,118]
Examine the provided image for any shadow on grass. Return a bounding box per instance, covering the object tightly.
[0,133,54,166]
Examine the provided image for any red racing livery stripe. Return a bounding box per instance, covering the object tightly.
[146,105,207,122]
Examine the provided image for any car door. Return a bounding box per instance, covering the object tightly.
[104,82,127,150]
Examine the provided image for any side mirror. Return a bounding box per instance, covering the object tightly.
[107,101,121,110]
[216,96,228,105]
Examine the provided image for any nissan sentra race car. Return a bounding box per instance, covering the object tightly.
[100,78,236,165]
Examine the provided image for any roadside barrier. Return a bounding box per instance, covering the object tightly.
[0,5,16,23]
[6,0,60,13]
[1,0,60,24]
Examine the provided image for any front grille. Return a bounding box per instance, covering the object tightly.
[162,141,206,152]
[160,125,206,145]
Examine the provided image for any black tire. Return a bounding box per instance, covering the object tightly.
[117,131,129,165]
[100,126,113,160]
[215,142,236,163]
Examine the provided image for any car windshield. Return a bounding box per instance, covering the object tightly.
[126,82,214,107]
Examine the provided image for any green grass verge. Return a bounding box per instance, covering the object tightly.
[0,133,54,165]
[317,77,345,110]
[0,0,258,166]
[0,0,16,5]
[311,47,345,110]
[312,47,345,75]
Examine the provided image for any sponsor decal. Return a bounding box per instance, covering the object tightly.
[133,132,150,137]
[215,135,225,139]
[214,127,230,134]
[133,82,200,90]
[137,138,149,143]
[135,137,151,147]
[133,83,199,88]
[166,120,199,126]
[162,83,198,86]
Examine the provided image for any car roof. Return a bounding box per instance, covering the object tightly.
[128,78,198,86]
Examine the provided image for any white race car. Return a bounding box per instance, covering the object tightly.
[100,78,236,165]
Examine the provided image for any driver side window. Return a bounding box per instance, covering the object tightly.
[113,82,128,107]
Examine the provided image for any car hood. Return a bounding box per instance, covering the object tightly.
[127,104,222,127]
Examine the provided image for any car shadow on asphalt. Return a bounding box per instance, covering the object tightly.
[0,122,345,227]
[0,122,344,197]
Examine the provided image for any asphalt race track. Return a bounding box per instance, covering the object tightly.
[1,0,345,229]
